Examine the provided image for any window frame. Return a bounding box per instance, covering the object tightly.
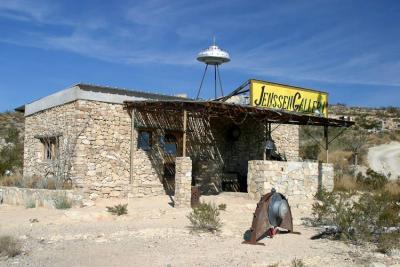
[41,137,59,161]
[137,130,153,151]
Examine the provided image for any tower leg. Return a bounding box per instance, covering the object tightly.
[214,65,217,99]
[217,65,224,97]
[196,64,208,100]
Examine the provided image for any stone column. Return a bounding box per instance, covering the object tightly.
[174,157,192,208]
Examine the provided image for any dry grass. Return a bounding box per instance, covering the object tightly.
[0,236,21,258]
[334,175,358,192]
[384,181,400,198]
[0,172,23,187]
[0,174,72,190]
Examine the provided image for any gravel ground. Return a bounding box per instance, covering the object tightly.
[368,141,400,179]
[0,194,399,267]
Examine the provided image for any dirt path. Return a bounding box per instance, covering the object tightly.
[368,141,400,180]
[0,194,398,266]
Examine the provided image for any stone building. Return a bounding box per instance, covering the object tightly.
[18,83,352,201]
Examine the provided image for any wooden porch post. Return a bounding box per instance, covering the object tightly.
[130,108,135,184]
[324,125,329,163]
[182,110,187,157]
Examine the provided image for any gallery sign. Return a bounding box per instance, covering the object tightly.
[249,79,328,117]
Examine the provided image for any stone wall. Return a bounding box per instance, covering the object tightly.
[72,100,131,199]
[0,186,83,208]
[23,102,77,178]
[23,100,132,199]
[174,157,192,208]
[247,160,333,199]
[271,124,299,161]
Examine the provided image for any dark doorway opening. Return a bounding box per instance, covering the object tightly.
[161,131,182,195]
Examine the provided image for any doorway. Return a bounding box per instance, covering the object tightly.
[162,131,182,195]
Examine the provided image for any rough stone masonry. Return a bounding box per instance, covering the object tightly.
[174,157,192,208]
[247,160,334,200]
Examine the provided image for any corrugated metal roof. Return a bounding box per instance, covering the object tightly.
[76,83,190,101]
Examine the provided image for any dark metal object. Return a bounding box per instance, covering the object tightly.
[191,186,201,208]
[242,189,293,245]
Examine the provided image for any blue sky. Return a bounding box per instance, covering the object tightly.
[0,0,399,112]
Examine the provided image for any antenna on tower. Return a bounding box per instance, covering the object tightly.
[196,38,230,100]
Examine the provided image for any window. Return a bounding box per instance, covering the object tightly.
[41,137,59,160]
[163,134,178,155]
[138,130,152,151]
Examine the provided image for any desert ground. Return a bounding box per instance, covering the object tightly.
[368,142,400,179]
[0,193,399,267]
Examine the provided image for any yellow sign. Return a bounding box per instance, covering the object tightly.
[250,80,328,117]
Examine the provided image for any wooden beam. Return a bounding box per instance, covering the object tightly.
[182,110,187,157]
[324,126,329,163]
[130,108,135,184]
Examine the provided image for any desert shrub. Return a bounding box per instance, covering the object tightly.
[0,127,23,177]
[312,188,400,252]
[53,195,72,209]
[313,188,355,239]
[313,187,337,223]
[25,198,36,209]
[377,232,400,254]
[356,169,388,190]
[106,204,128,216]
[0,236,21,258]
[187,202,222,233]
[291,258,305,267]
[218,203,227,211]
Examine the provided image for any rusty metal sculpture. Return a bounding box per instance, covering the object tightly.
[242,188,294,245]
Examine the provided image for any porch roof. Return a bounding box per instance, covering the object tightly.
[124,100,354,128]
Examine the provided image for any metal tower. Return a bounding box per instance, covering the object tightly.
[196,38,230,99]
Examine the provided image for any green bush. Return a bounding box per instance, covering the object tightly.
[106,204,128,216]
[218,203,227,211]
[291,258,305,267]
[187,202,222,233]
[25,198,36,209]
[0,127,23,177]
[0,236,21,258]
[313,188,355,239]
[53,195,72,209]
[312,188,400,252]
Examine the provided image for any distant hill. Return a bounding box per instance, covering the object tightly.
[329,104,400,131]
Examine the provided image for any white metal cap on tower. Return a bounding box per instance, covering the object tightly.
[197,43,230,65]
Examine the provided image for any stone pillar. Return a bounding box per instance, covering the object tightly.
[174,157,192,208]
